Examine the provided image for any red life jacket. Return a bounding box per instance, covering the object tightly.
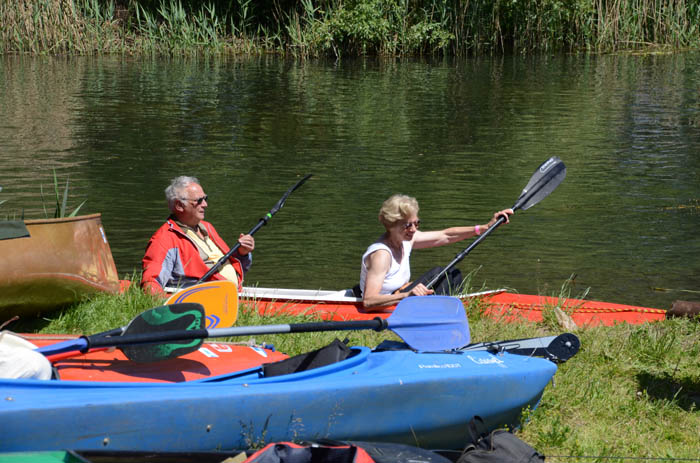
[243,441,454,463]
[244,442,376,463]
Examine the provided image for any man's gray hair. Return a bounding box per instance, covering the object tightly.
[165,176,199,212]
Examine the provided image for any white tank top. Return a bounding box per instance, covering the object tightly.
[359,240,412,295]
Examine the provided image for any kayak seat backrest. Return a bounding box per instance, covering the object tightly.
[374,340,410,351]
[263,339,356,378]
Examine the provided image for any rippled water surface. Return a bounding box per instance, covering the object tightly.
[1,54,699,310]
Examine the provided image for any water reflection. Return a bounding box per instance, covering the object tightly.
[1,53,698,310]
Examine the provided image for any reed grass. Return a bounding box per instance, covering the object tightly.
[0,171,85,220]
[6,276,699,458]
[1,0,698,56]
[133,0,228,54]
[41,169,87,219]
[0,187,17,221]
[0,0,125,55]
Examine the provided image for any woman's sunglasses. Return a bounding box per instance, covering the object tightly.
[402,220,420,230]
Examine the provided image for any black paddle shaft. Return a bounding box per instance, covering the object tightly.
[84,318,388,349]
[422,157,566,290]
[197,174,312,283]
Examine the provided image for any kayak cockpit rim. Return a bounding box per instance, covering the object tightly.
[163,285,505,303]
[238,287,506,303]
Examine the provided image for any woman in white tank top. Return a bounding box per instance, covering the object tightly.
[360,194,513,309]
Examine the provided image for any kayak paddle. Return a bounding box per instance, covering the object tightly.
[413,156,566,291]
[196,174,312,284]
[165,281,239,328]
[127,295,468,359]
[38,296,470,362]
[37,303,207,361]
[90,281,239,345]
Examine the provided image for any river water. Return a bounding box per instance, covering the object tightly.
[1,53,699,310]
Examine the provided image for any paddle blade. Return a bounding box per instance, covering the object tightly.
[166,281,239,328]
[513,156,566,211]
[119,303,206,362]
[388,296,470,351]
[544,332,580,363]
[270,174,313,215]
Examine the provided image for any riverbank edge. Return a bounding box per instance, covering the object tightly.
[2,0,700,57]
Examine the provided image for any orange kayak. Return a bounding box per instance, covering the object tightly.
[481,292,667,326]
[240,287,667,326]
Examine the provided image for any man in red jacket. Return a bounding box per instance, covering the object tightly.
[142,176,254,295]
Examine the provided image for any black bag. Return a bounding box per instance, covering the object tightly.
[457,417,545,463]
[263,338,353,377]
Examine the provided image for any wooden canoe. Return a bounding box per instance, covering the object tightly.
[239,286,668,326]
[0,214,120,320]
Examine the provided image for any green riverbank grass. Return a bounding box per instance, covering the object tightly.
[517,320,700,461]
[7,286,699,459]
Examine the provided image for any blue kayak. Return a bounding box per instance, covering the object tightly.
[0,343,557,452]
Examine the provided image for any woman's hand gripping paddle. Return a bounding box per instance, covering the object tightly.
[412,156,567,291]
[39,296,470,363]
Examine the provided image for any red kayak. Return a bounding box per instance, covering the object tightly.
[240,287,667,326]
[22,334,288,383]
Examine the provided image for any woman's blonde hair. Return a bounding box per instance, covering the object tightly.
[378,194,419,227]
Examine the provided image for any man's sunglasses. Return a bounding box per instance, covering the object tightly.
[183,195,208,206]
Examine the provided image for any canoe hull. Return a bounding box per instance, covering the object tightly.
[0,214,120,318]
[240,287,667,326]
[0,348,556,452]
